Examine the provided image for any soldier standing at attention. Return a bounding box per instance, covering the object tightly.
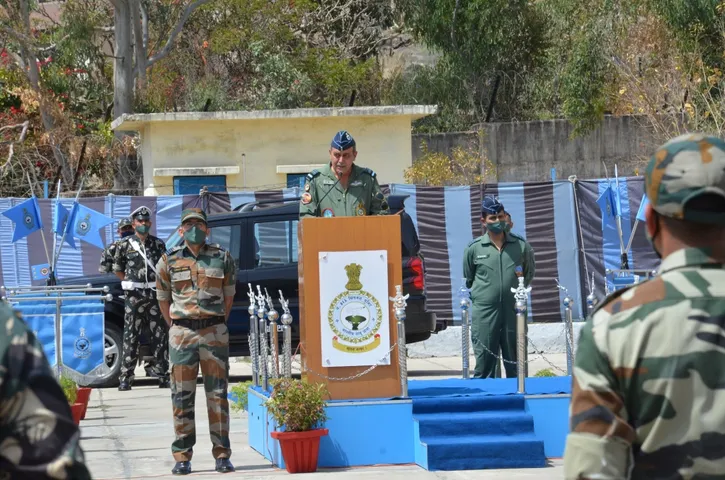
[463,196,535,379]
[99,217,133,274]
[564,134,725,478]
[113,206,169,390]
[299,130,390,218]
[156,208,236,476]
[0,302,91,479]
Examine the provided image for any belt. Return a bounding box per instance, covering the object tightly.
[172,316,225,329]
[122,280,155,291]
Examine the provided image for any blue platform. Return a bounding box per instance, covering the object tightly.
[244,376,571,471]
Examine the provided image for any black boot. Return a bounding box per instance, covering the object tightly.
[215,458,234,473]
[158,377,170,388]
[171,461,191,475]
[118,380,131,391]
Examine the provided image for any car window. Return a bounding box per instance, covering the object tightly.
[208,224,242,268]
[253,220,298,268]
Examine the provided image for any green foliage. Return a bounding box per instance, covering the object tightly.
[534,368,557,377]
[264,378,328,432]
[230,381,252,413]
[59,375,78,404]
[405,140,496,185]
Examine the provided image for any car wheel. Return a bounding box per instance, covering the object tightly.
[84,321,123,388]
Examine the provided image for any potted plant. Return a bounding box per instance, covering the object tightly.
[265,378,329,474]
[76,386,92,420]
[59,375,83,425]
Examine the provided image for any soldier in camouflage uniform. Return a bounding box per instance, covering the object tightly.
[99,217,133,274]
[564,133,725,478]
[0,302,91,479]
[299,130,390,218]
[113,206,169,390]
[156,208,236,476]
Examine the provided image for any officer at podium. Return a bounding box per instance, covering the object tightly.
[299,130,390,218]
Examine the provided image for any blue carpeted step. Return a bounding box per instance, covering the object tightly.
[412,394,525,414]
[423,434,547,471]
[416,411,535,438]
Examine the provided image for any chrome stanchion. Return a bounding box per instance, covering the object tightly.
[586,273,598,318]
[255,285,269,391]
[511,267,531,394]
[279,290,293,378]
[247,284,259,387]
[265,288,280,379]
[390,285,409,398]
[556,278,576,376]
[459,279,472,380]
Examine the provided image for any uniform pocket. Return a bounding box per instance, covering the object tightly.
[171,267,192,292]
[199,267,224,292]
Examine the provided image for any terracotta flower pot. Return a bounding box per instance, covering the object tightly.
[70,403,84,425]
[271,428,329,474]
[76,387,92,420]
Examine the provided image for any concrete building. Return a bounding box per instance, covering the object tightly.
[111,105,438,196]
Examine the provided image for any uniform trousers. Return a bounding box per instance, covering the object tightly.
[169,318,231,462]
[471,301,518,379]
[120,289,169,383]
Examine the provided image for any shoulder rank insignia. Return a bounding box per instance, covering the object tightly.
[467,237,483,248]
[361,167,376,178]
[306,170,321,181]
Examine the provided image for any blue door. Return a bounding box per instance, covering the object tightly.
[173,175,227,195]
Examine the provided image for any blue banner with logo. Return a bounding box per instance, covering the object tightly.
[14,302,57,367]
[60,302,106,377]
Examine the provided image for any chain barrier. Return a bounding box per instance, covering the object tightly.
[471,329,569,376]
[290,343,398,382]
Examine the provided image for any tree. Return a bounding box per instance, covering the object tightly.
[404,140,496,186]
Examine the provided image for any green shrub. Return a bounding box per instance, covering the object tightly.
[59,375,78,404]
[230,381,252,412]
[533,368,557,377]
[264,378,328,432]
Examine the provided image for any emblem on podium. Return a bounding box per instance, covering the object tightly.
[328,263,382,354]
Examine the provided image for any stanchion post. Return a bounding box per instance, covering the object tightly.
[247,284,259,387]
[265,289,279,378]
[279,290,293,378]
[564,295,575,376]
[458,279,472,380]
[586,272,597,318]
[512,267,531,394]
[55,296,63,379]
[389,285,409,398]
[255,286,269,391]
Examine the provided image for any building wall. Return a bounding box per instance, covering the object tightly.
[412,115,660,182]
[143,115,413,195]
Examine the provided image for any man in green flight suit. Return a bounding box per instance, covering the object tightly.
[299,130,390,218]
[463,196,536,378]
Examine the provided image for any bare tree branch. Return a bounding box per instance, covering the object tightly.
[0,121,30,176]
[146,0,212,69]
[130,0,146,84]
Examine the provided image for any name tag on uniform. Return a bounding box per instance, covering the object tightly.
[350,180,363,187]
[204,268,224,279]
[171,269,191,281]
[477,254,489,259]
[323,179,335,185]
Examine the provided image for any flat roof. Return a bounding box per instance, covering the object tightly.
[111,105,438,131]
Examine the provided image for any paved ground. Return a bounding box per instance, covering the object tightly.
[80,354,568,479]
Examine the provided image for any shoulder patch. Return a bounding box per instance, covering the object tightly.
[306,170,321,181]
[466,237,483,248]
[207,243,223,250]
[362,167,376,178]
[168,245,184,255]
[594,277,666,316]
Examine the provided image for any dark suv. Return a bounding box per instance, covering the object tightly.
[59,195,441,387]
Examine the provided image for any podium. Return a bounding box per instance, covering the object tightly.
[298,215,403,400]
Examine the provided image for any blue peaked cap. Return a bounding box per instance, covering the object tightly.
[481,196,504,215]
[331,130,356,151]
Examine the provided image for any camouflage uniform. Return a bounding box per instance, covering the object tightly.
[99,217,132,274]
[0,303,91,479]
[113,209,168,387]
[156,208,236,465]
[564,134,725,479]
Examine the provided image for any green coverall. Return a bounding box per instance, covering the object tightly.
[463,232,535,378]
[299,163,389,218]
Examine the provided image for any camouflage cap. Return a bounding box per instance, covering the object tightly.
[645,133,725,225]
[181,208,207,224]
[117,217,132,229]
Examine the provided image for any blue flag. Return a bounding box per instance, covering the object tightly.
[597,187,617,229]
[636,194,649,222]
[65,203,114,249]
[2,196,44,242]
[31,263,51,281]
[53,202,76,249]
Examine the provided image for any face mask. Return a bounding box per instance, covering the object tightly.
[184,226,207,245]
[121,230,134,238]
[504,223,512,233]
[487,221,506,234]
[135,224,150,234]
[645,214,662,260]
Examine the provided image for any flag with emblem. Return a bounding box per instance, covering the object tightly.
[31,263,51,281]
[53,201,76,248]
[596,186,617,230]
[64,203,114,249]
[2,196,44,242]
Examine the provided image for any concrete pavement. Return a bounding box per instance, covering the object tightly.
[79,355,569,479]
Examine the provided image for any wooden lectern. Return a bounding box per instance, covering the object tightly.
[298,215,403,400]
